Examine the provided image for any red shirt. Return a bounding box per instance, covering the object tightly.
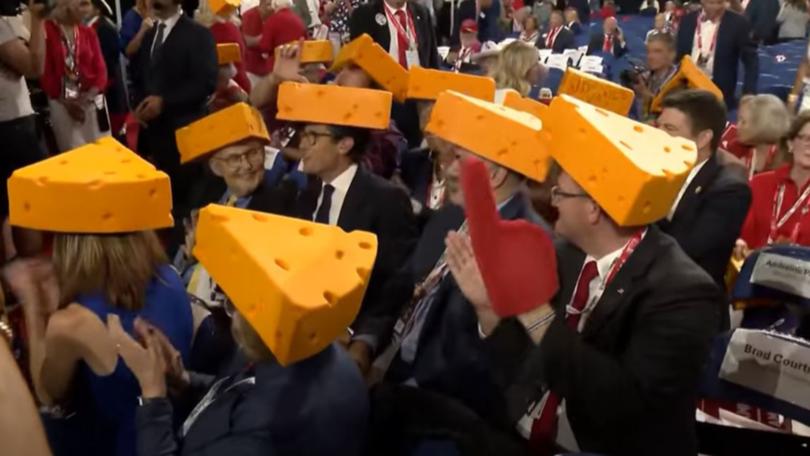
[741,164,810,249]
[210,21,251,92]
[241,6,272,76]
[259,7,306,72]
[41,20,107,99]
[720,123,777,178]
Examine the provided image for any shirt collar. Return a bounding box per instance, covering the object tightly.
[584,244,624,283]
[688,157,709,180]
[324,163,358,193]
[160,10,182,29]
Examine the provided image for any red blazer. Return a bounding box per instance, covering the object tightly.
[41,20,107,100]
[258,7,306,71]
[210,21,251,93]
[741,164,810,249]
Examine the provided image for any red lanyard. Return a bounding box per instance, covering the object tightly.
[603,33,612,52]
[695,13,720,56]
[546,26,560,48]
[383,2,418,49]
[769,181,810,244]
[60,24,80,77]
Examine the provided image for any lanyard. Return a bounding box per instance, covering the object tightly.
[60,25,79,78]
[743,145,776,180]
[546,26,560,48]
[565,228,646,323]
[383,2,417,49]
[695,13,720,56]
[768,181,810,244]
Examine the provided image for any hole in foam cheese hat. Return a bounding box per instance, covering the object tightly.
[406,66,496,102]
[546,94,698,227]
[7,137,173,233]
[650,56,724,114]
[216,43,241,65]
[276,82,392,130]
[425,90,552,183]
[275,40,334,65]
[176,102,270,164]
[329,33,410,102]
[192,204,379,366]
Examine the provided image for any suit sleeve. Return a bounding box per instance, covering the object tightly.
[424,9,441,69]
[349,6,370,40]
[738,17,759,95]
[675,16,692,59]
[88,29,109,92]
[162,26,217,112]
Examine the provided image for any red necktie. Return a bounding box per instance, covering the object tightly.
[395,10,409,68]
[546,26,558,48]
[529,260,599,453]
[603,34,612,53]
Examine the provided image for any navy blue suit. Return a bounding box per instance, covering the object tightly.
[676,11,759,108]
[135,344,368,455]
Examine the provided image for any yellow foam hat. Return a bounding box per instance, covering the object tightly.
[176,102,269,164]
[558,67,635,116]
[500,89,548,120]
[276,40,334,64]
[193,204,378,365]
[209,0,239,17]
[650,56,724,113]
[8,137,173,233]
[547,94,698,226]
[276,82,392,130]
[406,66,496,101]
[426,90,551,182]
[216,43,241,65]
[330,33,410,102]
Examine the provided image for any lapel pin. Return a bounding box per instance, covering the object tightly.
[375,13,387,26]
[694,185,702,194]
[617,288,624,295]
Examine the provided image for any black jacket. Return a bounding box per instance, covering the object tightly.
[484,226,722,455]
[676,11,759,108]
[349,0,440,69]
[132,14,217,130]
[537,26,575,53]
[658,153,752,297]
[745,0,780,42]
[586,30,628,57]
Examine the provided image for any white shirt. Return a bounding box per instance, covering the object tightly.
[691,17,719,77]
[150,10,182,54]
[385,2,420,67]
[306,0,321,27]
[0,16,34,121]
[314,164,358,225]
[667,158,708,221]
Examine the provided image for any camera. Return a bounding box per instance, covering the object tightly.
[1,0,54,17]
[619,58,649,88]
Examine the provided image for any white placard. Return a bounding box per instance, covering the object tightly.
[750,251,810,299]
[545,53,569,70]
[538,49,552,63]
[720,329,810,410]
[562,49,584,67]
[437,46,450,60]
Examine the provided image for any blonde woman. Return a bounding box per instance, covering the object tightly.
[488,40,546,96]
[4,231,194,456]
[721,94,792,178]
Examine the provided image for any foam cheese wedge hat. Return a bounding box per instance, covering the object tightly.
[406,66,496,101]
[650,56,724,113]
[276,40,334,64]
[193,204,378,365]
[209,0,239,17]
[330,33,409,102]
[547,94,698,226]
[426,90,551,182]
[557,67,635,116]
[176,102,269,164]
[8,137,173,233]
[500,89,548,120]
[276,82,392,130]
[216,43,241,65]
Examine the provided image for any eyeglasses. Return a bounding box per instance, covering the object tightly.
[550,185,589,202]
[214,146,264,169]
[299,130,334,148]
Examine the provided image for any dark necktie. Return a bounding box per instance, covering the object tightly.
[529,260,599,452]
[152,23,166,57]
[314,184,335,224]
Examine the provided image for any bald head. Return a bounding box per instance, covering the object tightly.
[603,17,618,33]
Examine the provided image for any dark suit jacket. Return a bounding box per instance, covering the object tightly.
[484,226,722,455]
[537,26,575,52]
[186,171,300,217]
[384,195,546,424]
[658,153,752,299]
[296,166,418,338]
[349,0,440,69]
[132,15,217,131]
[676,11,759,108]
[745,0,780,42]
[451,0,497,45]
[586,31,628,57]
[136,344,368,455]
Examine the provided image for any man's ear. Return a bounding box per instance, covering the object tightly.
[209,158,224,177]
[697,129,714,151]
[336,136,355,157]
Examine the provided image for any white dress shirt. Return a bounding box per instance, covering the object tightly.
[150,10,182,55]
[691,17,719,77]
[314,164,358,225]
[667,158,708,221]
[385,2,420,67]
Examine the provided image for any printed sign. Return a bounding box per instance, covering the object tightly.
[750,252,810,299]
[545,53,569,71]
[557,67,634,115]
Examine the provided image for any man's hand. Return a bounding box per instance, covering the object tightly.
[62,99,86,123]
[108,314,167,399]
[135,318,190,395]
[347,340,372,376]
[28,0,46,19]
[273,41,307,83]
[135,95,163,123]
[732,238,750,260]
[139,17,155,33]
[323,1,336,15]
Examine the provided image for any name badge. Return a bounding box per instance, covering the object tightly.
[405,48,420,69]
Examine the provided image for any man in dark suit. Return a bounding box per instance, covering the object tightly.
[656,90,752,321]
[537,10,575,52]
[676,0,758,109]
[586,16,628,56]
[132,0,217,229]
[745,0,780,44]
[451,0,497,46]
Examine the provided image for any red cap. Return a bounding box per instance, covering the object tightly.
[461,19,478,33]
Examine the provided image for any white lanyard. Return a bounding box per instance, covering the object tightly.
[769,182,810,244]
[383,2,417,49]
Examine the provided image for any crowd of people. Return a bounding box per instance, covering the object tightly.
[1,0,810,454]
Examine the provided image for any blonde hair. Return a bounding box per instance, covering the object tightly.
[53,231,168,311]
[488,41,539,96]
[231,311,275,362]
[738,94,792,145]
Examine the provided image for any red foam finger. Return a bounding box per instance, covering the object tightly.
[461,157,559,317]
